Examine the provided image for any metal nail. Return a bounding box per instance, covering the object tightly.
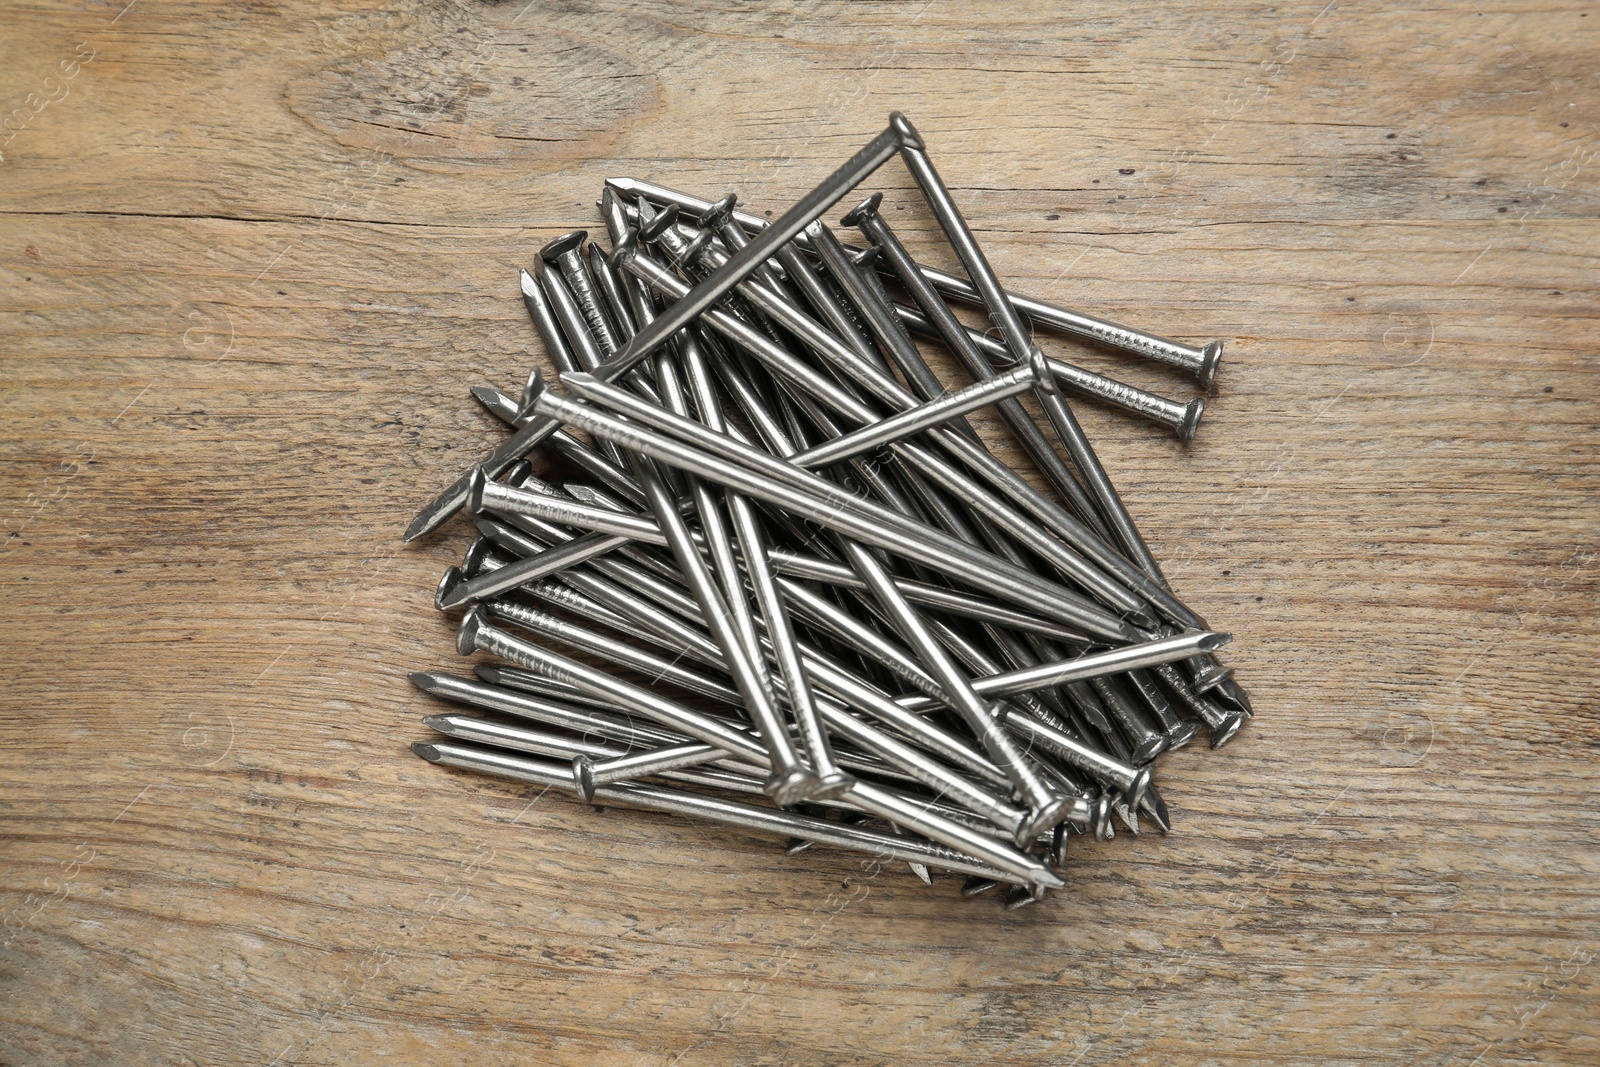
[486,597,743,708]
[470,470,668,545]
[415,739,1029,884]
[807,218,947,402]
[1089,673,1169,765]
[789,354,1049,469]
[457,606,769,763]
[573,741,722,800]
[764,547,1090,643]
[676,339,854,799]
[541,231,620,355]
[1125,667,1203,749]
[521,267,580,376]
[890,631,1228,710]
[586,240,637,344]
[423,712,769,796]
[908,264,1225,388]
[413,670,682,748]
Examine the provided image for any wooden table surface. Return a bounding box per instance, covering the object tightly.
[3,2,1597,1064]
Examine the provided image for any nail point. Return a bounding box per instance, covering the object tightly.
[436,565,465,610]
[962,875,1000,896]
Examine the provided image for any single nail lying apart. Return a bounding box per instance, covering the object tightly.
[402,113,1252,905]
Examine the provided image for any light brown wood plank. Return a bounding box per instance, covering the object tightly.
[2,1,1597,1064]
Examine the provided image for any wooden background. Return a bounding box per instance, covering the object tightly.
[2,1,1596,1063]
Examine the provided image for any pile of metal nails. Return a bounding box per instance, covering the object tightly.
[405,113,1251,907]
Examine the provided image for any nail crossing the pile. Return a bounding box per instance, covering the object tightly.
[403,112,1250,903]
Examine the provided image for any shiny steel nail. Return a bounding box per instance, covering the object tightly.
[486,598,742,707]
[412,670,684,749]
[439,525,632,609]
[765,547,1089,642]
[469,471,667,545]
[994,708,1150,806]
[540,231,619,355]
[1125,667,1202,749]
[470,664,649,717]
[807,219,946,402]
[1089,674,1168,764]
[622,352,821,805]
[573,741,722,801]
[469,666,923,795]
[910,264,1225,387]
[520,268,580,376]
[632,442,825,804]
[789,353,1049,469]
[586,240,637,344]
[425,715,780,803]
[678,337,854,798]
[839,777,1062,890]
[889,630,1228,710]
[457,606,767,762]
[415,739,1028,884]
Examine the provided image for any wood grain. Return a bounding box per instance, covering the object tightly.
[2,1,1597,1064]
